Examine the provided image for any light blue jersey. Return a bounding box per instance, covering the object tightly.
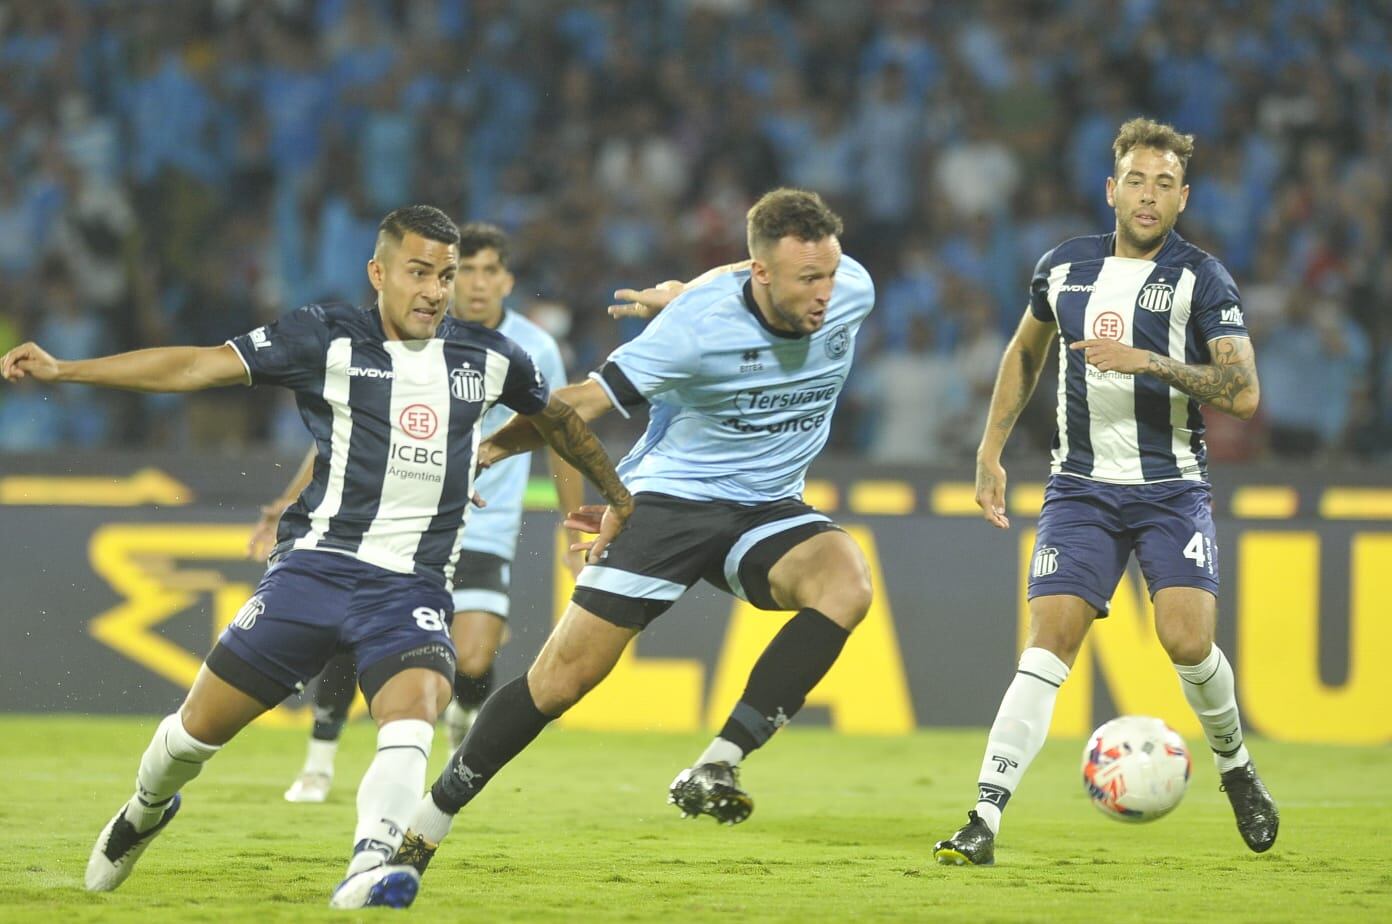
[593,256,874,503]
[460,310,568,560]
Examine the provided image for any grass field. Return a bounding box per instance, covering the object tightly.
[1,716,1388,923]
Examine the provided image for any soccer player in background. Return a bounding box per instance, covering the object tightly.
[933,118,1277,867]
[255,222,587,804]
[387,188,878,882]
[0,205,632,909]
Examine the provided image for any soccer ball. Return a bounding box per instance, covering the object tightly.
[1082,715,1191,822]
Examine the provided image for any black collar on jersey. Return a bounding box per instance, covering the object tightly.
[1107,230,1183,260]
[742,279,805,340]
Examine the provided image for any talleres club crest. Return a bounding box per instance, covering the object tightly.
[451,365,485,402]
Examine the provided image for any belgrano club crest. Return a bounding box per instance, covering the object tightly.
[451,365,485,401]
[1137,282,1174,313]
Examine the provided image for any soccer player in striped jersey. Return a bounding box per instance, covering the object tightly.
[933,118,1277,867]
[1,205,631,909]
[387,189,877,882]
[266,222,586,804]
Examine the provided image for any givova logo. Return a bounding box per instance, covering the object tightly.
[232,595,264,630]
[1032,546,1059,578]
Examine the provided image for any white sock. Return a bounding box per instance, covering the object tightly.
[346,719,433,877]
[973,647,1070,835]
[410,793,455,845]
[124,713,221,832]
[303,738,338,778]
[1174,645,1250,772]
[695,737,745,769]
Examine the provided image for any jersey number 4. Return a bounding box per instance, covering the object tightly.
[1182,531,1214,573]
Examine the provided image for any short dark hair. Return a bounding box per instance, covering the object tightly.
[458,222,511,266]
[1112,117,1195,179]
[378,205,460,248]
[746,188,843,256]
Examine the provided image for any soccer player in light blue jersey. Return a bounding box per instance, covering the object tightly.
[934,118,1277,867]
[388,189,879,879]
[258,223,587,804]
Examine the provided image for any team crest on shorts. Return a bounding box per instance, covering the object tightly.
[824,324,850,359]
[232,595,264,630]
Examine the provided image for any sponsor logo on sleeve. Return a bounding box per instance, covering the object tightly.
[249,327,271,350]
[1220,305,1246,326]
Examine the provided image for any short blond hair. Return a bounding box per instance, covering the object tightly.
[1112,117,1195,178]
[746,188,843,256]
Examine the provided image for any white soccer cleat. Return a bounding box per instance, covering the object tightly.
[284,771,332,803]
[329,864,421,909]
[443,701,478,752]
[85,794,181,892]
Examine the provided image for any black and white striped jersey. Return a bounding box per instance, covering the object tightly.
[1030,232,1250,484]
[227,303,549,585]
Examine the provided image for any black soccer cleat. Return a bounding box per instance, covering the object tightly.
[390,830,439,876]
[1220,762,1279,853]
[933,810,995,867]
[668,762,754,825]
[85,793,182,891]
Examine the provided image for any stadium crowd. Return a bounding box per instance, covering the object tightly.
[1,0,1389,463]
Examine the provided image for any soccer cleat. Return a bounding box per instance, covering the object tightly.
[390,830,439,877]
[668,762,753,825]
[85,794,182,891]
[933,810,995,867]
[329,864,421,909]
[1220,762,1279,852]
[284,771,332,803]
[443,701,478,752]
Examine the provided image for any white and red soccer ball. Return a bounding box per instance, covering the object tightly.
[1082,715,1192,822]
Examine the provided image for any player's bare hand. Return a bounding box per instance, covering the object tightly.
[563,504,607,535]
[976,456,1010,529]
[565,503,630,563]
[607,282,682,320]
[247,504,282,560]
[1070,339,1151,375]
[1,342,61,383]
[471,490,487,509]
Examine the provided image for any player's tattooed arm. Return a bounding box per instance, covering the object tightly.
[1142,336,1260,420]
[526,395,633,518]
[482,378,617,468]
[976,311,1056,530]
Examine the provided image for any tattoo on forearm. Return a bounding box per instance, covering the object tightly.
[1144,338,1257,415]
[538,400,632,510]
[990,345,1041,438]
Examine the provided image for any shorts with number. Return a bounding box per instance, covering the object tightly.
[1027,474,1219,615]
[208,549,456,706]
[571,492,840,630]
[450,550,512,619]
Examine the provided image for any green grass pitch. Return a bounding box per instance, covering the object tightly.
[1,715,1388,922]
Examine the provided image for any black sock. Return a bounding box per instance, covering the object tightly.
[718,607,849,754]
[311,651,357,741]
[430,674,552,814]
[453,665,494,710]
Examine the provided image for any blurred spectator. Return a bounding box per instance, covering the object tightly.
[0,0,1385,466]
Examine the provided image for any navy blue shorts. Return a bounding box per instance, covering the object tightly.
[1027,475,1219,615]
[208,550,456,707]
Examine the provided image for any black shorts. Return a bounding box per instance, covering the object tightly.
[571,493,840,629]
[450,550,511,619]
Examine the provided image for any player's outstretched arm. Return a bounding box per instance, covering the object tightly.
[1,342,249,392]
[1069,335,1259,420]
[248,445,317,560]
[524,392,633,561]
[607,259,753,319]
[976,310,1057,530]
[481,378,617,467]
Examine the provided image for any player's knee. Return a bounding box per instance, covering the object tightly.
[456,647,495,678]
[1157,628,1211,667]
[813,566,873,630]
[525,663,593,715]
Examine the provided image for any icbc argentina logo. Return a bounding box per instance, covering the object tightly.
[399,404,438,439]
[1091,311,1124,340]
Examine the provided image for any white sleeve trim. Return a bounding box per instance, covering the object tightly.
[224,340,253,386]
[587,370,631,420]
